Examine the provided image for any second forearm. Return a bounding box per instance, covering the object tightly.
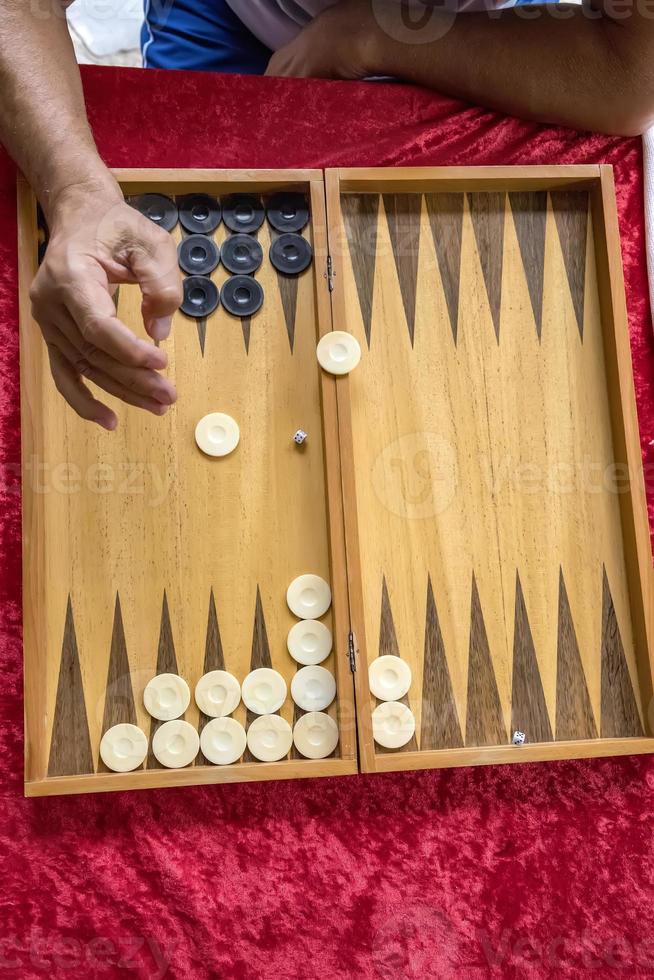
[363,6,651,136]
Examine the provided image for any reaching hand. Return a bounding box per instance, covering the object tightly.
[30,180,183,430]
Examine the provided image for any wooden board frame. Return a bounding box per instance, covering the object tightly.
[18,165,654,795]
[325,166,654,774]
[19,169,357,796]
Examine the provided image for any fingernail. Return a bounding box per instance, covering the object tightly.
[97,415,117,431]
[150,315,173,341]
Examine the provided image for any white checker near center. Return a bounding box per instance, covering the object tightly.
[200,718,247,766]
[100,724,148,773]
[152,720,200,768]
[143,673,190,721]
[195,412,240,457]
[195,670,241,717]
[241,668,287,715]
[246,714,293,762]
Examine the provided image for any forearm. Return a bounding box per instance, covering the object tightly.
[0,0,119,221]
[364,5,654,135]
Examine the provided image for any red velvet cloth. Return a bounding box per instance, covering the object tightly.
[1,67,654,979]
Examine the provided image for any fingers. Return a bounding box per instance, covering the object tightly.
[31,196,183,426]
[48,346,117,431]
[46,319,177,416]
[62,275,169,371]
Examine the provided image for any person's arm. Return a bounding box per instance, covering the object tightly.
[266,0,654,137]
[0,0,182,429]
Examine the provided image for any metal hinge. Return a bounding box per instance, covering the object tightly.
[347,632,357,672]
[325,254,335,292]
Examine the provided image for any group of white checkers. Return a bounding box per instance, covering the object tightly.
[100,573,338,772]
[99,325,416,773]
[100,591,417,774]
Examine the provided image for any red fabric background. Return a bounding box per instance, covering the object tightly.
[1,66,654,979]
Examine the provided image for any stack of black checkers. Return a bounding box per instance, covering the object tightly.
[130,189,314,322]
[177,194,223,318]
[266,192,313,276]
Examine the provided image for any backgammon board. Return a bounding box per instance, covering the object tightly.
[18,167,654,796]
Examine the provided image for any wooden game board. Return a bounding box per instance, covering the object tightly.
[18,167,654,797]
[326,167,654,774]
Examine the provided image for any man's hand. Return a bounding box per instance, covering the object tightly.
[30,180,182,430]
[266,0,375,79]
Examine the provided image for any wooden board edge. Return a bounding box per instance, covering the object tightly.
[25,757,359,798]
[333,165,602,194]
[111,169,324,194]
[310,178,358,762]
[17,175,49,784]
[591,166,654,724]
[324,168,377,773]
[367,739,654,774]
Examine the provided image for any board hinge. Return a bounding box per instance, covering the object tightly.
[325,254,335,292]
[347,631,357,672]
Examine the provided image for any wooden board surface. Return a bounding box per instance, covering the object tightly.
[20,171,357,796]
[20,166,654,795]
[326,167,654,771]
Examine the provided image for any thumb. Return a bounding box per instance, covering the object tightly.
[129,222,183,342]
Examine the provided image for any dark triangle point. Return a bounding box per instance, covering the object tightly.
[383,193,422,346]
[270,230,299,352]
[511,573,553,743]
[48,596,94,777]
[550,190,589,339]
[341,193,379,347]
[468,192,505,342]
[421,576,463,750]
[379,575,400,658]
[425,193,464,344]
[556,569,597,740]
[196,317,207,356]
[98,593,139,772]
[466,576,507,746]
[600,567,644,738]
[197,589,228,764]
[244,587,279,762]
[147,591,182,769]
[509,192,547,339]
[241,317,251,353]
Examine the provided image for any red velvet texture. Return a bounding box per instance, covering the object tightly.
[1,67,654,979]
